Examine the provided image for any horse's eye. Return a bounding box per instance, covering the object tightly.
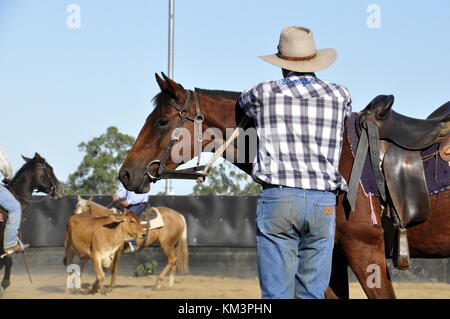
[156,119,169,127]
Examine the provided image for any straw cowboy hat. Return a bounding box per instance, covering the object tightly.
[259,26,337,72]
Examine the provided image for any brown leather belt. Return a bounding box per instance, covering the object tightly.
[261,182,338,194]
[262,182,297,190]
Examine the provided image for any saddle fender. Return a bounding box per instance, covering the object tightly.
[383,143,432,226]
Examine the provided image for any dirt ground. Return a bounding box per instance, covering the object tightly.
[1,273,450,299]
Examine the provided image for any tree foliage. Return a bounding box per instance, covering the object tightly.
[192,162,261,195]
[65,126,135,195]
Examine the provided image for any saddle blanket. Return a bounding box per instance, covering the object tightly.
[140,207,164,230]
[346,113,450,196]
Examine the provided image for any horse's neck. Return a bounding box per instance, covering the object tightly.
[8,165,35,211]
[90,202,114,216]
[202,96,254,175]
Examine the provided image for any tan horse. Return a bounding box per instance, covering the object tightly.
[74,196,189,289]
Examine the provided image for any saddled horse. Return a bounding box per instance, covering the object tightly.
[73,196,188,289]
[118,73,450,298]
[0,153,64,297]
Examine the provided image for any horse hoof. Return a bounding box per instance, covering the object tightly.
[153,284,162,290]
[81,288,91,295]
[0,286,4,298]
[1,280,10,290]
[100,288,108,295]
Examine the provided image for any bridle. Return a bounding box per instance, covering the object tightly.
[145,89,208,181]
[5,161,63,203]
[144,89,250,183]
[36,162,63,199]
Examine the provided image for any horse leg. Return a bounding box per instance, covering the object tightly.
[326,244,350,299]
[0,256,12,298]
[343,237,396,299]
[168,264,177,288]
[154,244,177,290]
[1,256,12,291]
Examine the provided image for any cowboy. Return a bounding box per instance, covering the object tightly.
[0,145,26,255]
[112,183,150,215]
[239,26,352,299]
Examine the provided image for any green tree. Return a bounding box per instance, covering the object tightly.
[192,162,261,195]
[65,126,135,195]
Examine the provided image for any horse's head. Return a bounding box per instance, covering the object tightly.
[74,195,93,215]
[22,153,65,199]
[119,73,200,193]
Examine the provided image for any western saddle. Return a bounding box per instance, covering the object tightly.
[347,95,450,270]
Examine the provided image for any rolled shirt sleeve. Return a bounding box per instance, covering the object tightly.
[239,85,261,119]
[115,184,127,199]
[0,145,13,180]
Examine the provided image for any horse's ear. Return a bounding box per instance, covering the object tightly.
[88,196,93,201]
[155,73,167,92]
[22,155,31,162]
[161,72,185,98]
[77,195,81,202]
[34,152,42,159]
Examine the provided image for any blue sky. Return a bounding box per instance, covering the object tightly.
[1,0,449,195]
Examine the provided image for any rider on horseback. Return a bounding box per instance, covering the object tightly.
[0,145,27,255]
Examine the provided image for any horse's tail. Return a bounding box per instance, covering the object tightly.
[175,214,189,274]
[63,221,72,266]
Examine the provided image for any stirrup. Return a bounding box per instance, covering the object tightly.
[1,239,29,259]
[393,227,410,270]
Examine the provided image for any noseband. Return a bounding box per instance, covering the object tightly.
[145,90,208,181]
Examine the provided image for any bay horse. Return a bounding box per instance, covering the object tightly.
[73,196,188,289]
[118,73,449,298]
[0,153,64,297]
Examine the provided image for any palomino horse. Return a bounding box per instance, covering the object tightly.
[119,73,449,298]
[74,196,188,289]
[0,153,64,297]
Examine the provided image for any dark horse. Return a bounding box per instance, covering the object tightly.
[0,153,64,297]
[119,74,449,298]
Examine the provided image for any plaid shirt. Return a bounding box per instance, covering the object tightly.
[239,73,352,191]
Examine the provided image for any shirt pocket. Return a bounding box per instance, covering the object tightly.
[310,201,336,239]
[256,199,293,235]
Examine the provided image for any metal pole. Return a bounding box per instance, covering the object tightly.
[165,0,175,195]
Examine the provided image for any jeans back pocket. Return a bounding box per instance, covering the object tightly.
[310,201,336,239]
[256,199,293,235]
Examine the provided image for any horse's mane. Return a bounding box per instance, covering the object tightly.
[152,88,242,109]
[194,88,242,101]
[89,200,114,214]
[10,158,36,185]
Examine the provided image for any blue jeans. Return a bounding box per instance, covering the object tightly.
[256,187,336,299]
[0,184,22,249]
[127,202,147,215]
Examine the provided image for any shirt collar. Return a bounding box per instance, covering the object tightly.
[286,71,317,78]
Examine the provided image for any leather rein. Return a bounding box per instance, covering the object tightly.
[144,89,249,183]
